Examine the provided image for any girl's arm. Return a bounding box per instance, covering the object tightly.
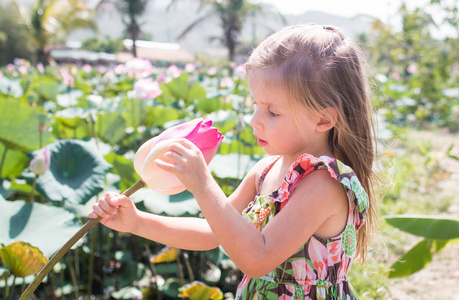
[157,139,348,278]
[89,156,270,251]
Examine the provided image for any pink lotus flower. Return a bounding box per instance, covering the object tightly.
[82,64,92,72]
[167,65,181,78]
[30,147,50,176]
[125,57,154,78]
[133,78,162,100]
[133,118,224,195]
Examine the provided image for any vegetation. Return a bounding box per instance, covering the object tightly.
[0,0,458,299]
[0,4,35,65]
[80,36,124,54]
[13,0,97,65]
[96,0,151,58]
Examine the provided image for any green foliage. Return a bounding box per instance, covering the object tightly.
[0,5,35,65]
[0,60,256,299]
[385,215,459,240]
[0,197,81,258]
[367,4,459,130]
[21,139,111,204]
[80,36,124,54]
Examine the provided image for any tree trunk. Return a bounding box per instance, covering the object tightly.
[132,39,137,58]
[37,48,49,66]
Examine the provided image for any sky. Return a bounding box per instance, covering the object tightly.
[254,0,430,27]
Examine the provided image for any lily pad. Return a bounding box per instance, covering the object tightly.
[0,241,47,277]
[24,139,111,204]
[208,153,260,179]
[0,143,29,178]
[95,112,127,145]
[0,197,81,257]
[131,188,200,217]
[54,107,88,128]
[0,97,53,151]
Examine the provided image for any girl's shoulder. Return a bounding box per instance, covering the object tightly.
[283,153,370,229]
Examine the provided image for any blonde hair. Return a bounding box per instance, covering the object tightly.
[246,24,378,262]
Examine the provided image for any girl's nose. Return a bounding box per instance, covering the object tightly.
[250,108,263,130]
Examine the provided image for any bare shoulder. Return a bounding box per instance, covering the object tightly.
[289,169,349,237]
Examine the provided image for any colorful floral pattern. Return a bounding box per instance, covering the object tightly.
[237,154,369,299]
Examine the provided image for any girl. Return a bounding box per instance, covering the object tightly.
[90,24,378,299]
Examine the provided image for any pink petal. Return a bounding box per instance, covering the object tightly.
[133,137,157,176]
[154,118,204,144]
[140,139,186,195]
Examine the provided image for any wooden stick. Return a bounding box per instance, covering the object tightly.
[19,179,146,300]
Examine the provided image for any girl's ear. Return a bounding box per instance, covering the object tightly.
[316,107,338,132]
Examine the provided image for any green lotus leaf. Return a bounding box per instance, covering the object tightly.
[104,152,138,192]
[119,97,147,128]
[95,112,127,145]
[159,73,207,106]
[0,97,54,151]
[54,107,88,129]
[56,90,83,107]
[0,241,47,277]
[27,75,60,101]
[110,286,144,300]
[0,197,81,257]
[131,189,200,217]
[143,105,180,128]
[209,153,260,179]
[385,214,459,240]
[159,278,180,298]
[0,142,29,178]
[24,139,111,204]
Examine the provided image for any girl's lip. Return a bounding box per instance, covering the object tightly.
[257,139,267,147]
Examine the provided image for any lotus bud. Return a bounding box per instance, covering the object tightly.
[133,118,223,195]
[30,147,50,176]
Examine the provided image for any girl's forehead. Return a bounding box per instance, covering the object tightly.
[248,70,286,92]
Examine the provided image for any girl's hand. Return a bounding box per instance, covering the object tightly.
[154,138,212,194]
[89,192,139,233]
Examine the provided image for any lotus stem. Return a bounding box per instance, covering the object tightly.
[19,179,146,300]
[87,221,97,297]
[28,174,38,203]
[0,146,8,179]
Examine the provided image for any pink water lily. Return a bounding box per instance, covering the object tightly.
[134,118,224,195]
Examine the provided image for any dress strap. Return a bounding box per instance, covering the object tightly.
[256,156,281,196]
[270,153,370,230]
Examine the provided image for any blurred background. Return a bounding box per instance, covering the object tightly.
[0,0,458,300]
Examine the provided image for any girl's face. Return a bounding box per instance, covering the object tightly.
[249,71,322,162]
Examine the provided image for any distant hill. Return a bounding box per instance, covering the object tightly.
[6,0,373,62]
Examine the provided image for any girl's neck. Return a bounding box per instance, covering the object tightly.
[281,145,334,167]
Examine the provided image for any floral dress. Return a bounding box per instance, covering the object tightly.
[235,153,369,300]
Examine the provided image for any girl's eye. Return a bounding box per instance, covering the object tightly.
[268,109,279,117]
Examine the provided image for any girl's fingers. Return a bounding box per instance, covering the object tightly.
[154,158,176,172]
[166,141,189,155]
[99,197,118,215]
[91,202,112,219]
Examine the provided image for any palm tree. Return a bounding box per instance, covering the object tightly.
[175,0,284,65]
[96,0,150,58]
[15,0,97,65]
